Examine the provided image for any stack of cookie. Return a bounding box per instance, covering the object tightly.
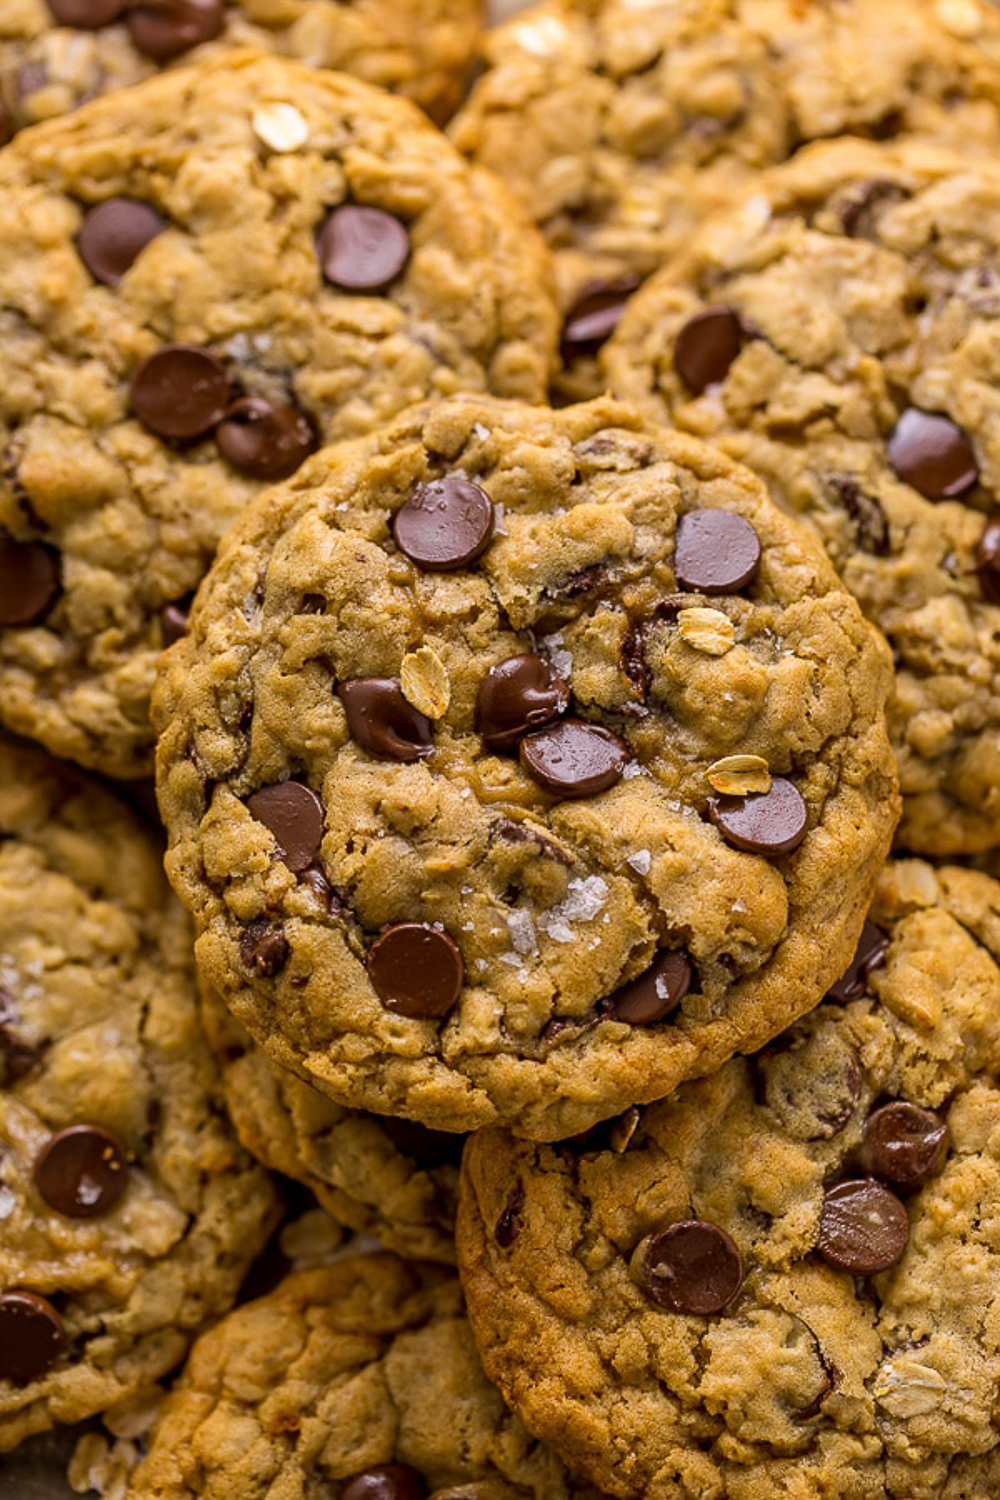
[0,2,998,1497]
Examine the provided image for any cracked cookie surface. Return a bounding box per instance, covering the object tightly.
[154,393,898,1141]
[457,860,1000,1500]
[0,737,279,1452]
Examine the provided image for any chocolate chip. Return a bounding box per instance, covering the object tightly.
[393,476,494,572]
[826,474,890,555]
[674,307,745,393]
[367,923,463,1019]
[836,179,908,239]
[494,1179,525,1248]
[131,345,229,442]
[76,198,165,286]
[633,1220,743,1314]
[317,206,410,292]
[160,600,190,645]
[817,1180,909,1274]
[858,1102,948,1190]
[826,920,890,1003]
[560,275,641,359]
[239,920,290,978]
[609,950,692,1025]
[338,679,434,762]
[215,397,316,482]
[886,408,978,499]
[0,536,60,626]
[125,0,224,63]
[247,781,325,873]
[519,719,628,798]
[0,988,43,1085]
[976,515,1000,603]
[298,865,342,913]
[674,509,761,594]
[0,1292,66,1384]
[33,1124,129,1219]
[620,621,652,699]
[709,777,808,856]
[476,654,570,751]
[46,0,126,24]
[339,1465,425,1500]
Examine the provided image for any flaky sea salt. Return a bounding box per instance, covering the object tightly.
[626,849,651,875]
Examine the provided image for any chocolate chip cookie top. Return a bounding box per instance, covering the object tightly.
[0,52,557,779]
[0,738,279,1452]
[604,137,1000,856]
[0,0,480,129]
[154,393,898,1141]
[127,1254,604,1499]
[457,860,1000,1499]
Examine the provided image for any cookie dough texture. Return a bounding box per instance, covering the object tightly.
[604,138,1000,855]
[127,1254,602,1499]
[0,0,481,129]
[0,737,279,1451]
[154,393,898,1141]
[458,860,1000,1500]
[0,51,557,779]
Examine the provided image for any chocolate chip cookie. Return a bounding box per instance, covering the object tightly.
[0,51,557,780]
[126,1253,605,1498]
[458,859,1000,1499]
[154,392,898,1141]
[0,736,279,1452]
[1,0,480,130]
[450,0,1000,398]
[604,137,1000,855]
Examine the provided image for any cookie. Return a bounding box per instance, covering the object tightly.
[457,859,1000,1500]
[0,50,557,779]
[153,392,898,1141]
[604,137,1000,855]
[0,0,480,130]
[201,985,461,1264]
[0,737,279,1452]
[449,0,1000,397]
[125,1253,605,1498]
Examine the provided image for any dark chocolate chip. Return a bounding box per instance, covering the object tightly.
[33,1124,129,1219]
[339,1465,425,1500]
[393,476,494,572]
[709,777,808,856]
[976,515,1000,603]
[76,198,165,286]
[367,923,463,1019]
[560,275,641,359]
[0,1292,66,1384]
[0,536,60,626]
[338,678,434,762]
[247,781,325,873]
[674,509,761,594]
[817,1179,909,1274]
[160,600,190,645]
[476,654,570,751]
[317,205,410,292]
[130,344,229,442]
[46,0,126,24]
[519,719,628,798]
[609,950,692,1025]
[634,1220,744,1314]
[215,397,316,482]
[125,0,224,62]
[239,921,290,978]
[858,1102,948,1190]
[620,620,652,699]
[0,987,43,1085]
[826,920,890,1003]
[494,1179,525,1248]
[674,307,745,393]
[886,408,978,499]
[837,179,908,239]
[298,865,342,913]
[826,474,890,555]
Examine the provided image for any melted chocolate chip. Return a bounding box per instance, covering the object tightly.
[826,474,890,555]
[126,0,224,63]
[0,536,60,625]
[519,720,628,798]
[76,198,165,286]
[634,1220,743,1314]
[609,951,692,1025]
[674,509,761,594]
[367,923,463,1019]
[620,620,652,699]
[674,307,745,393]
[317,205,410,292]
[494,1179,525,1248]
[393,476,495,572]
[817,1180,909,1274]
[215,397,316,482]
[837,179,908,239]
[826,920,890,1003]
[887,408,978,500]
[160,600,191,645]
[47,0,125,23]
[0,1292,66,1384]
[338,679,433,762]
[339,1464,425,1500]
[709,777,808,856]
[33,1124,129,1219]
[476,654,570,751]
[976,515,1000,603]
[247,781,325,873]
[858,1102,948,1190]
[131,344,229,441]
[560,275,641,359]
[298,866,342,914]
[239,921,290,978]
